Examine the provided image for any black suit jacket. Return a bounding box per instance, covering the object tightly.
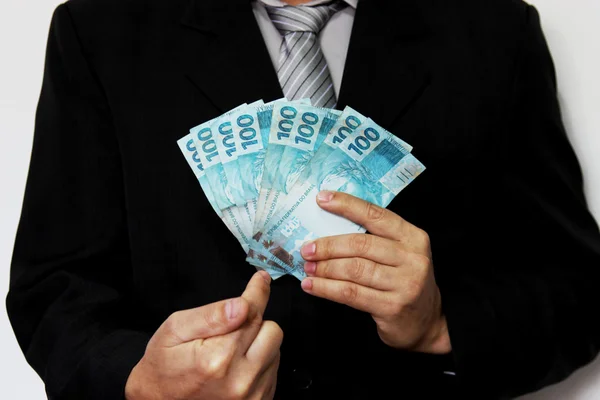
[7,0,600,399]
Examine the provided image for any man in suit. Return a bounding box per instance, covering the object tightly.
[7,0,600,398]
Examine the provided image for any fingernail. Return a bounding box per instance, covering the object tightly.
[301,242,316,258]
[258,270,272,284]
[226,298,240,320]
[317,191,334,203]
[304,262,317,275]
[301,278,313,292]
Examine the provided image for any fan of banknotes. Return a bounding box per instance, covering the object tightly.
[177,99,425,281]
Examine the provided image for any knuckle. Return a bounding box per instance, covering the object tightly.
[229,379,252,400]
[341,284,359,304]
[264,321,284,345]
[416,228,431,249]
[413,253,432,271]
[383,297,405,317]
[349,258,366,281]
[366,202,385,222]
[350,234,371,256]
[406,253,432,284]
[317,260,330,277]
[404,278,426,303]
[162,312,182,337]
[202,307,225,332]
[393,247,407,263]
[369,262,384,283]
[319,238,332,258]
[196,349,228,380]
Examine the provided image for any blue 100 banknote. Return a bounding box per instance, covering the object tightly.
[253,99,310,232]
[178,100,425,280]
[250,118,425,278]
[178,124,287,279]
[190,113,256,250]
[256,103,339,234]
[176,133,249,252]
[211,104,254,207]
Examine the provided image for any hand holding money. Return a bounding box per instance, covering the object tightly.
[125,272,282,400]
[178,99,426,280]
[300,192,452,355]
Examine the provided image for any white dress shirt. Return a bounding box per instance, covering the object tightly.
[251,0,358,98]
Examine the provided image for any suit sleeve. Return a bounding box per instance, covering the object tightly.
[6,5,149,399]
[439,5,600,399]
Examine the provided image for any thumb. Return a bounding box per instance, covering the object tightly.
[158,297,250,346]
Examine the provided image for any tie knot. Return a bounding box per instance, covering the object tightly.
[264,2,347,35]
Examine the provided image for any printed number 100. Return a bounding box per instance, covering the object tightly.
[237,114,258,150]
[294,112,319,145]
[347,127,380,156]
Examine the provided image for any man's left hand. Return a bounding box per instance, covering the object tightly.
[300,191,452,355]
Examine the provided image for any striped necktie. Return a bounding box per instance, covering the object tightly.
[264,1,347,108]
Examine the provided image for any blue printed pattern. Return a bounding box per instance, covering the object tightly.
[178,99,425,280]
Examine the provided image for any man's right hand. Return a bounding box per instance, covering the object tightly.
[125,271,282,400]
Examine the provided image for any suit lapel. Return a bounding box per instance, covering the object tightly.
[179,0,432,130]
[338,0,432,130]
[180,0,283,113]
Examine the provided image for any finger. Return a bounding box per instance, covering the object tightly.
[317,191,429,252]
[301,277,391,315]
[236,271,272,354]
[248,352,280,400]
[304,258,398,291]
[173,334,238,379]
[228,351,280,400]
[157,296,250,347]
[301,233,407,266]
[245,321,283,367]
[263,379,277,400]
[242,271,272,316]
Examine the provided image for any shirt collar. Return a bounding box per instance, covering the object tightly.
[259,0,358,9]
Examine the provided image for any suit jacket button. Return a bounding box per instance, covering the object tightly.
[292,368,313,390]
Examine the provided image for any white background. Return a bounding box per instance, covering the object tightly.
[0,0,598,398]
